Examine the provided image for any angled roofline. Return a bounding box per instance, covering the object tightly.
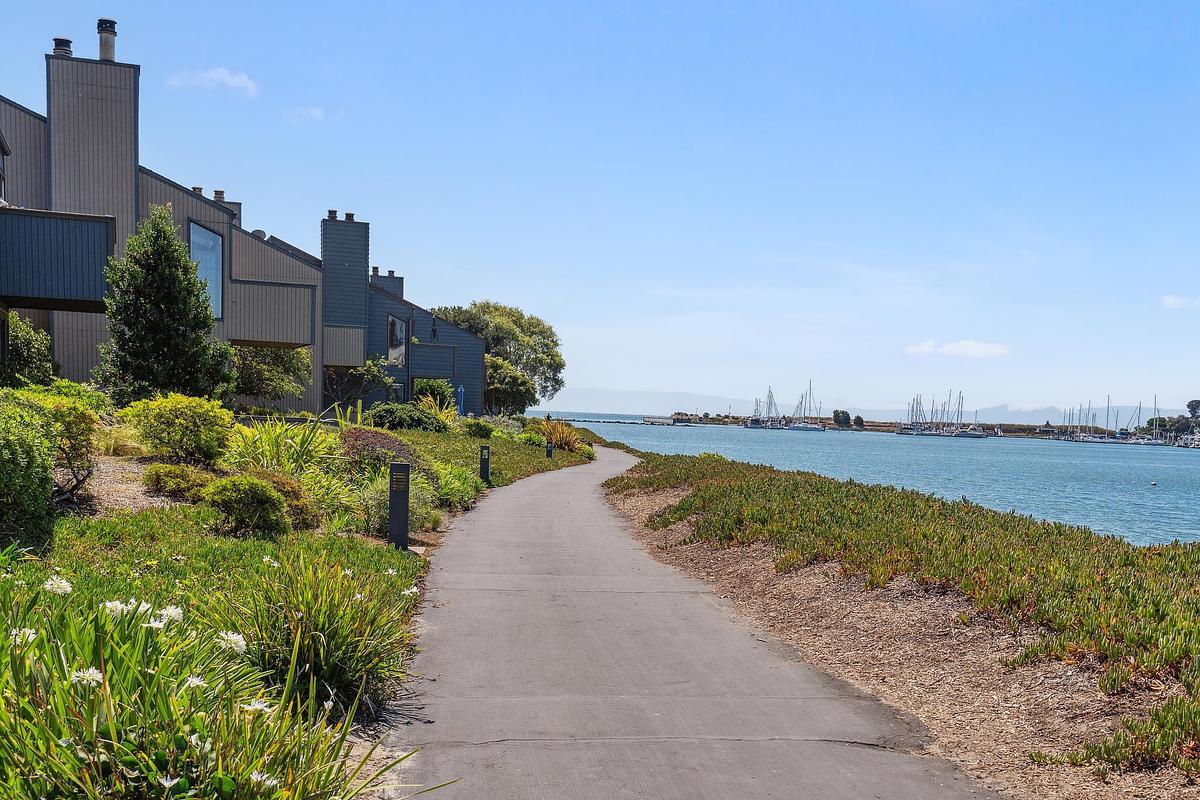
[382,289,484,346]
[266,234,322,269]
[368,280,405,305]
[233,225,323,273]
[0,94,47,121]
[138,165,235,217]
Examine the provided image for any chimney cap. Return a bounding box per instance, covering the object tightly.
[97,18,117,33]
[344,212,355,222]
[252,229,267,239]
[387,270,395,277]
[52,38,73,56]
[371,266,379,275]
[326,209,337,220]
[213,189,226,201]
[191,186,203,194]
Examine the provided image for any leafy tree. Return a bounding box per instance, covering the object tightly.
[412,378,455,407]
[832,409,851,428]
[1188,400,1200,420]
[323,356,390,407]
[852,414,864,429]
[484,354,538,415]
[430,301,565,401]
[0,311,55,387]
[232,346,311,401]
[94,204,234,405]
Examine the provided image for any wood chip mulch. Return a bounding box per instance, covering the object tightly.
[609,488,1199,800]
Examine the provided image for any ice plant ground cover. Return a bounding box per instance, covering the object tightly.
[604,452,1200,776]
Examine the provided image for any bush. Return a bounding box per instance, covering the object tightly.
[417,394,458,427]
[0,579,404,796]
[222,419,339,477]
[142,463,217,502]
[538,418,583,452]
[518,430,546,448]
[462,418,496,439]
[432,460,486,511]
[365,402,447,433]
[0,399,54,537]
[244,468,323,531]
[200,475,290,537]
[18,379,112,416]
[578,442,596,461]
[412,377,455,407]
[0,310,54,387]
[4,389,100,501]
[198,555,415,714]
[120,394,233,464]
[340,425,425,477]
[358,468,442,536]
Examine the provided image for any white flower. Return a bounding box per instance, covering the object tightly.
[170,554,187,562]
[323,699,334,712]
[341,568,353,576]
[159,775,180,789]
[9,628,36,645]
[353,593,364,601]
[102,599,131,617]
[71,667,103,687]
[135,600,153,614]
[401,585,420,596]
[385,568,397,576]
[250,771,279,788]
[241,698,272,714]
[159,605,184,623]
[189,732,203,749]
[182,675,207,689]
[261,556,280,568]
[57,737,72,747]
[216,631,247,655]
[142,618,167,630]
[43,576,72,596]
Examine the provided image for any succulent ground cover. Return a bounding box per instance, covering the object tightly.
[605,451,1200,776]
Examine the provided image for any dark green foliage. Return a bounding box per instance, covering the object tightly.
[4,389,100,502]
[852,414,865,429]
[0,311,55,387]
[232,346,312,401]
[142,463,218,502]
[1189,400,1200,420]
[94,204,234,405]
[18,379,113,416]
[120,394,234,464]
[462,418,496,439]
[244,469,323,531]
[0,398,54,538]
[412,378,455,407]
[832,409,851,428]
[339,425,425,476]
[430,301,565,401]
[200,475,290,537]
[484,354,538,415]
[323,356,390,407]
[431,461,486,510]
[364,402,447,433]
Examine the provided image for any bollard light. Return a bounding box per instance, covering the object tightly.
[388,462,410,551]
[480,444,491,485]
[546,442,554,459]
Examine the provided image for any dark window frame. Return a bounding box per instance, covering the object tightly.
[187,218,225,320]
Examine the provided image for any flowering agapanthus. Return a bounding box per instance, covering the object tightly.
[216,630,247,655]
[8,628,36,645]
[250,771,280,788]
[159,604,184,623]
[182,675,207,689]
[71,667,103,687]
[43,576,72,596]
[241,698,272,714]
[401,585,420,596]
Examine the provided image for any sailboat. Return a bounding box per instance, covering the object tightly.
[949,393,987,438]
[763,387,786,429]
[788,380,824,432]
[744,398,764,429]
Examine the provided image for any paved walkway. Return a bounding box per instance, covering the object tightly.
[393,447,990,799]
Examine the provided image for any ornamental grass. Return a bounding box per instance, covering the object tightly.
[605,452,1200,774]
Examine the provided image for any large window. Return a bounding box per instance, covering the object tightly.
[189,222,223,318]
[387,314,406,366]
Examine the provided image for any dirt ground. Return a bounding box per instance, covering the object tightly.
[81,455,173,514]
[609,487,1199,800]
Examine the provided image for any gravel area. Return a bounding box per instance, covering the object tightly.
[608,487,1199,800]
[82,455,172,514]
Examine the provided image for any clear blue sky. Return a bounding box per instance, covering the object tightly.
[5,2,1200,412]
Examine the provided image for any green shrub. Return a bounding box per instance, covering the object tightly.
[245,468,323,531]
[0,398,54,537]
[120,394,233,464]
[357,469,442,536]
[365,402,447,433]
[200,476,290,537]
[198,554,416,713]
[412,377,455,407]
[578,442,596,461]
[462,418,496,439]
[0,310,54,387]
[223,419,340,477]
[4,389,100,501]
[142,463,217,502]
[297,470,359,528]
[0,578,408,796]
[538,418,583,452]
[518,430,546,447]
[17,379,112,416]
[432,460,486,511]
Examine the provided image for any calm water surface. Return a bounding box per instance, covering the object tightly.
[561,413,1200,546]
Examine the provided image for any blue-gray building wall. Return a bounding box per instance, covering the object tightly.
[320,216,369,329]
[0,207,112,311]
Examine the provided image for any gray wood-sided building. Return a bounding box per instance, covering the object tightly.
[0,18,484,414]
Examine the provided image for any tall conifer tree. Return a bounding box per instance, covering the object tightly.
[95,204,233,405]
